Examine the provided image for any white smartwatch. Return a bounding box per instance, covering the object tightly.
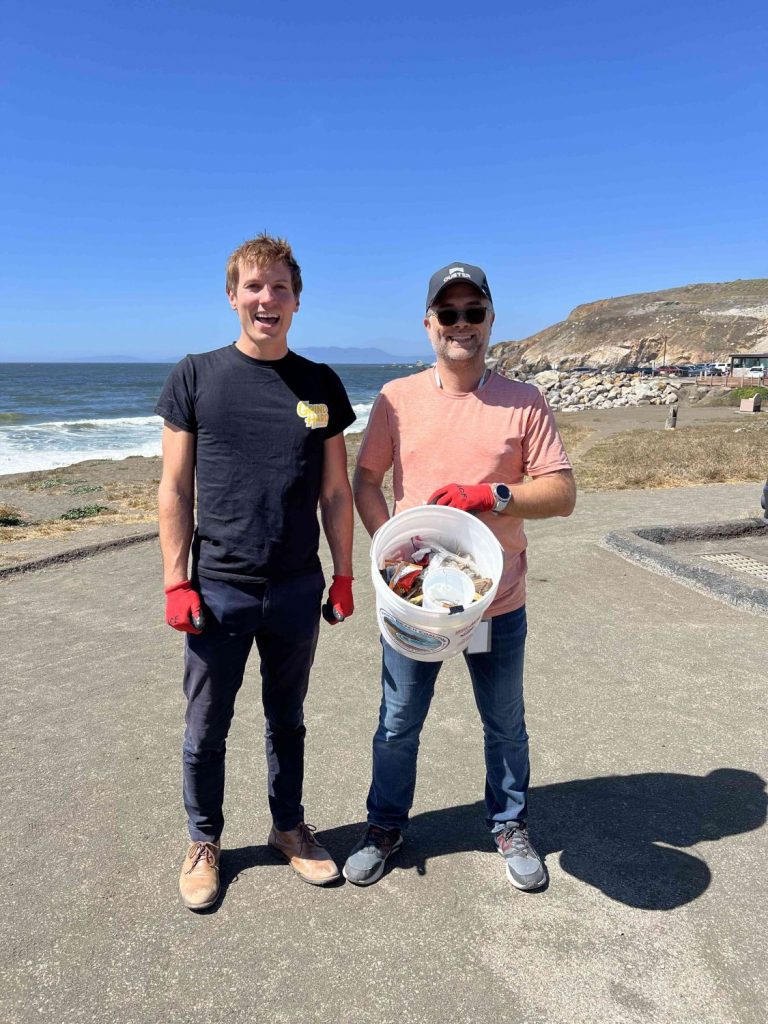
[491,483,512,514]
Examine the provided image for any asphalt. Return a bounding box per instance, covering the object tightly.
[2,483,767,1024]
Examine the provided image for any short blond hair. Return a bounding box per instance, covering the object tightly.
[225,233,302,297]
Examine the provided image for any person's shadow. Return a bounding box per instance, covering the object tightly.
[215,768,765,912]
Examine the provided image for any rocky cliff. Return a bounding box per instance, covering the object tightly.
[489,279,768,372]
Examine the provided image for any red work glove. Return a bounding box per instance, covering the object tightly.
[322,574,354,625]
[427,483,495,513]
[164,580,205,634]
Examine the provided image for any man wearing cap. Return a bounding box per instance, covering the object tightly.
[343,262,575,890]
[156,233,356,910]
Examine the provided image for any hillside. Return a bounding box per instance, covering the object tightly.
[489,279,768,372]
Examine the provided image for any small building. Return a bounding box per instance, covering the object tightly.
[727,353,768,375]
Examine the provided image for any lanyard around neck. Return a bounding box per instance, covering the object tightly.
[434,367,491,392]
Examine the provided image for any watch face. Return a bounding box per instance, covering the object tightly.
[496,484,511,501]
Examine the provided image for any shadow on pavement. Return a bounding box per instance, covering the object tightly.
[530,767,766,909]
[349,768,764,910]
[211,831,358,910]
[187,844,279,914]
[211,768,765,911]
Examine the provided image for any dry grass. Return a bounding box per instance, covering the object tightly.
[0,477,159,543]
[573,420,768,491]
[102,482,159,513]
[0,503,23,526]
[0,509,157,543]
[553,422,593,450]
[21,472,106,493]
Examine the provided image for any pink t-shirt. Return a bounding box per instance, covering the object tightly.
[357,369,572,616]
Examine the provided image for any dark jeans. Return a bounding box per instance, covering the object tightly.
[181,571,324,841]
[367,605,529,832]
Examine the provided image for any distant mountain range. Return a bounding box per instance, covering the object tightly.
[295,346,429,364]
[37,346,430,366]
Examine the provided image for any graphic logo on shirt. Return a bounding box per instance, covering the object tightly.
[296,400,329,429]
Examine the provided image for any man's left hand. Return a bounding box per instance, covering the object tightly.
[427,483,495,513]
[322,574,354,624]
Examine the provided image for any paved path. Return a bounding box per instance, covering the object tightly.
[2,483,766,1024]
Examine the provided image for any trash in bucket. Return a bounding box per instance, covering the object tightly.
[380,539,493,606]
[371,505,504,662]
[422,566,475,612]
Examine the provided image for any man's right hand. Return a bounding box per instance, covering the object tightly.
[164,580,205,633]
[427,482,495,513]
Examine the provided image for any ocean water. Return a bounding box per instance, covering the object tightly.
[0,359,427,475]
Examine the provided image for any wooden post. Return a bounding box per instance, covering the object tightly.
[665,404,678,429]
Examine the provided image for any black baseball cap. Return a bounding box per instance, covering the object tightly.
[425,262,493,312]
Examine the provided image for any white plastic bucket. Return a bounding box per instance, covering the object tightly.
[370,505,504,662]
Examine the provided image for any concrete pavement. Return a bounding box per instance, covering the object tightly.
[2,483,766,1024]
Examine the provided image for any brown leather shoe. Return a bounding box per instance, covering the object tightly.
[268,822,340,885]
[179,840,221,910]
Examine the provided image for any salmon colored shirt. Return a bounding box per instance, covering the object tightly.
[357,369,572,617]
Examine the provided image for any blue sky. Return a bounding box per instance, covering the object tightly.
[3,0,767,361]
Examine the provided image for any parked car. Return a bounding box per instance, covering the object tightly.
[639,366,654,376]
[732,366,765,379]
[655,365,683,376]
[570,365,599,374]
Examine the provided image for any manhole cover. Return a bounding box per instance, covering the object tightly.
[701,552,768,582]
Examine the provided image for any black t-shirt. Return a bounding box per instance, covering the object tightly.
[155,344,355,582]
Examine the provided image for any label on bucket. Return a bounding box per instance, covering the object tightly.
[380,610,451,657]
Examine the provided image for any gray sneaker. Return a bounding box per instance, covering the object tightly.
[343,825,403,886]
[494,822,547,890]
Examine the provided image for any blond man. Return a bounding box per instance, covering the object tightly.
[157,234,355,909]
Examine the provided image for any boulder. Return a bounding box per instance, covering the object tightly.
[532,370,560,390]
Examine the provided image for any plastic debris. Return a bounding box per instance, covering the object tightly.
[378,537,492,606]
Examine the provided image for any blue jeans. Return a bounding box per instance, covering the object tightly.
[182,571,324,842]
[367,605,529,832]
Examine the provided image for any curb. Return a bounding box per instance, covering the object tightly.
[600,518,768,617]
[0,529,159,580]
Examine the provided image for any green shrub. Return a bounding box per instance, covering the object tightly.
[728,386,768,403]
[60,504,108,521]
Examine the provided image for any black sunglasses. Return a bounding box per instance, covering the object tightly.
[431,307,489,327]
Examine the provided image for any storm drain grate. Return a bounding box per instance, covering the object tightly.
[701,552,768,582]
